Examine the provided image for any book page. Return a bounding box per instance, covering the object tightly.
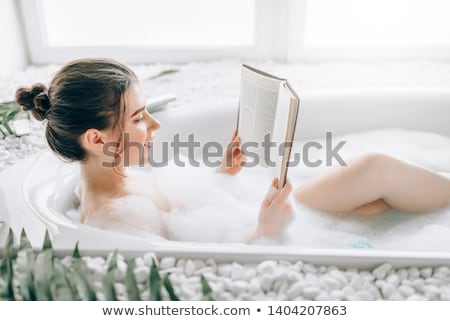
[271,83,299,188]
[237,66,281,166]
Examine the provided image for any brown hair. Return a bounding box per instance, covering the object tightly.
[15,58,138,161]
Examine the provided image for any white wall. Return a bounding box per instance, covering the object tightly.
[0,0,28,77]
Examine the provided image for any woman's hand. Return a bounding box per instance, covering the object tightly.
[250,178,294,242]
[216,128,246,176]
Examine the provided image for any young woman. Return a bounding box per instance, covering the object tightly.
[15,58,450,242]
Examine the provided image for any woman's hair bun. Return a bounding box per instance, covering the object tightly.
[15,83,50,121]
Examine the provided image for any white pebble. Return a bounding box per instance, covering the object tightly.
[248,278,261,294]
[408,267,420,279]
[350,275,363,290]
[244,268,257,280]
[184,260,196,276]
[143,253,157,266]
[90,265,106,282]
[440,289,450,301]
[176,259,186,268]
[161,267,183,275]
[134,257,145,267]
[218,264,232,277]
[330,290,345,300]
[303,263,317,274]
[372,263,392,279]
[360,271,375,282]
[114,283,126,296]
[407,294,427,301]
[356,290,374,300]
[230,280,249,294]
[205,258,216,268]
[260,274,274,292]
[134,266,150,284]
[381,283,395,298]
[398,285,415,297]
[424,285,440,300]
[114,260,127,282]
[193,259,206,269]
[420,267,433,278]
[329,270,348,286]
[193,266,215,276]
[286,281,304,300]
[397,269,408,281]
[388,292,404,301]
[305,272,319,285]
[386,274,400,287]
[293,261,304,272]
[342,285,355,296]
[303,286,320,299]
[316,292,331,300]
[257,261,277,275]
[412,279,425,292]
[201,272,218,282]
[322,276,341,291]
[273,270,288,283]
[159,257,176,269]
[231,263,246,280]
[434,266,450,278]
[425,277,443,286]
[91,257,106,266]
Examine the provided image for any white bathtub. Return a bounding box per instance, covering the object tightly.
[1,88,450,268]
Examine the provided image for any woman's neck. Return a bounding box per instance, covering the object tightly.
[80,158,128,196]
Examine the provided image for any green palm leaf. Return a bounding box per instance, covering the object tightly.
[125,259,141,301]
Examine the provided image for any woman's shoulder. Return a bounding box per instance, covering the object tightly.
[84,194,165,236]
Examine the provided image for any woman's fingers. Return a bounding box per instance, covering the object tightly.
[229,128,238,142]
[271,180,293,206]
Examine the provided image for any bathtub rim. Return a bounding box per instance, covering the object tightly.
[1,149,449,269]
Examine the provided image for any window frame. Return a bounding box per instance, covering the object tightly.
[18,0,450,64]
[19,0,279,64]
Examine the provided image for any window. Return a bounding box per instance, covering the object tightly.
[19,0,450,63]
[20,0,265,63]
[41,0,255,47]
[304,0,450,47]
[289,0,450,61]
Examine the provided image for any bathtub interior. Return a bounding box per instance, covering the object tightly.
[5,88,450,267]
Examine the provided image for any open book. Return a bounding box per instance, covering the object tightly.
[237,64,300,189]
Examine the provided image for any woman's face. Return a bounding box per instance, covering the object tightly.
[121,83,160,166]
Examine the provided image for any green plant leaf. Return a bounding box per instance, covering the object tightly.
[50,259,76,300]
[19,229,32,251]
[2,109,21,135]
[71,258,97,301]
[125,259,141,301]
[16,229,37,300]
[201,275,215,301]
[145,69,179,81]
[72,241,81,259]
[102,250,119,301]
[102,271,117,301]
[149,259,162,301]
[42,230,52,250]
[33,249,53,300]
[0,126,7,138]
[0,251,14,300]
[6,228,14,255]
[163,274,180,301]
[107,250,118,273]
[0,100,29,137]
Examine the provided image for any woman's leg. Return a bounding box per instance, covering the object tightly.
[293,152,450,215]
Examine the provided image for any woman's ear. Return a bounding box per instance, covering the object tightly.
[81,128,106,153]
